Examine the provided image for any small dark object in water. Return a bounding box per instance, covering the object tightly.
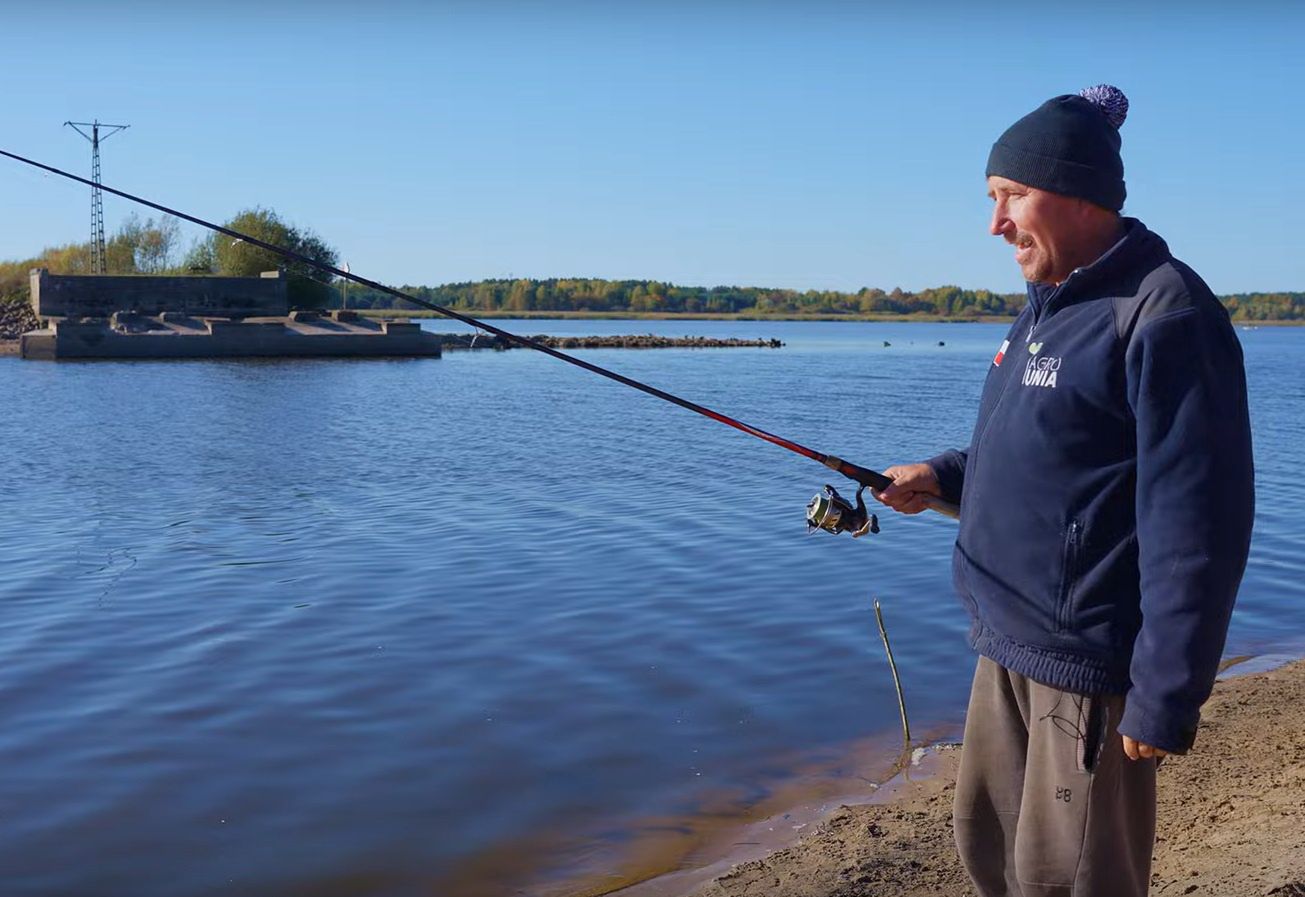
[883,341,891,347]
[938,341,946,346]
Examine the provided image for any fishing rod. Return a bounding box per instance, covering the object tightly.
[1,147,959,531]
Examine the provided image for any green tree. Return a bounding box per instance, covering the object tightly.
[106,214,182,274]
[629,284,649,312]
[183,236,215,273]
[209,208,335,280]
[203,207,338,307]
[506,279,534,312]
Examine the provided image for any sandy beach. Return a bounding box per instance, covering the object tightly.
[686,658,1305,897]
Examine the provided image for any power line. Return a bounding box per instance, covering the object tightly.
[64,120,129,274]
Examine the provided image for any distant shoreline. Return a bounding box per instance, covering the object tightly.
[356,309,1010,323]
[356,310,1305,326]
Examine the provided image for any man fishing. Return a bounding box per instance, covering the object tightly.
[0,89,1256,892]
[874,85,1254,896]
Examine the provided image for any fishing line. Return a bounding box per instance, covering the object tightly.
[0,147,959,526]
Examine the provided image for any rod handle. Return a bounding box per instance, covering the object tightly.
[922,495,961,520]
[823,455,893,491]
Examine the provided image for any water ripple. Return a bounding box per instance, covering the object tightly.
[0,320,1298,896]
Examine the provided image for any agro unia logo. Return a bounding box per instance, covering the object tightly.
[1023,348,1062,388]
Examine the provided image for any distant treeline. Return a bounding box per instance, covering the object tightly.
[2,212,1302,321]
[348,278,1305,321]
[1221,292,1305,321]
[355,279,1025,317]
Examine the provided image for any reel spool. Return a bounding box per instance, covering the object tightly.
[806,483,879,538]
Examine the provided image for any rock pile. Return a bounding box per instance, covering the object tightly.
[0,299,39,341]
[438,333,783,350]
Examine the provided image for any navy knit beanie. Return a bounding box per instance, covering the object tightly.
[986,85,1129,211]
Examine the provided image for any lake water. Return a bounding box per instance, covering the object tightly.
[2,319,1302,896]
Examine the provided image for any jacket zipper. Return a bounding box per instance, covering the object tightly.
[963,276,1077,526]
[1056,520,1082,632]
[967,295,1050,478]
[974,275,1076,450]
[1025,271,1080,345]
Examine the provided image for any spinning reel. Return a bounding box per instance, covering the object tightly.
[806,483,879,538]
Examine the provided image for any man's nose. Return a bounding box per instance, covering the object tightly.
[990,203,1013,238]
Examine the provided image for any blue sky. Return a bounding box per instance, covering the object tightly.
[3,2,1302,295]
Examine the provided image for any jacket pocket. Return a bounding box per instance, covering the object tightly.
[1055,520,1082,633]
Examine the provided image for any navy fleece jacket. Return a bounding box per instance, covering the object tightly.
[929,219,1254,754]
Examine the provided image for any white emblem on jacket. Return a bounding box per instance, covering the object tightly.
[1022,354,1061,389]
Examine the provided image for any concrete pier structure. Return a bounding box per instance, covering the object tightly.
[20,269,440,360]
[30,267,291,318]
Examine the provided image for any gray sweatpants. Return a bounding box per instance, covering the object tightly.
[953,656,1157,897]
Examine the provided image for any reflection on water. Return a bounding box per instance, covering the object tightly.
[1,320,1301,896]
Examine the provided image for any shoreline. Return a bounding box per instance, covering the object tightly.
[358,310,1015,323]
[600,743,963,897]
[630,655,1305,897]
[355,310,1305,326]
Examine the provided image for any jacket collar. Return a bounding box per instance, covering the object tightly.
[1027,218,1170,309]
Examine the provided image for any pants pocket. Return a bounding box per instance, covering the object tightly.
[1076,694,1107,774]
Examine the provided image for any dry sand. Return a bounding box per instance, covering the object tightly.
[685,658,1305,897]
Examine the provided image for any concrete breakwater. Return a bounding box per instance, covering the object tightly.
[438,333,784,350]
[22,311,441,360]
[15,270,441,360]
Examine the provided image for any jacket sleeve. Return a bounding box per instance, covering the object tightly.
[925,447,968,506]
[1118,304,1254,754]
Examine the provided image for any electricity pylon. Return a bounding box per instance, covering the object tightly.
[65,120,130,274]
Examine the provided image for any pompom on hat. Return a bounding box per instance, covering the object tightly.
[986,84,1129,211]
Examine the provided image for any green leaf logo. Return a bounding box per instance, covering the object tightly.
[1028,341,1044,354]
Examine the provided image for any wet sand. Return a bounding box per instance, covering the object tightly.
[680,658,1305,897]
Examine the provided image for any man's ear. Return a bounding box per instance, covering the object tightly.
[1077,197,1118,226]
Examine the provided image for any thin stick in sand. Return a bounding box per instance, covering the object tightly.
[874,597,912,747]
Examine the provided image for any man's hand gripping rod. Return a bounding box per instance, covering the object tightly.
[806,455,958,539]
[828,456,960,516]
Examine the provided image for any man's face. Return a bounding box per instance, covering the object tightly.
[986,175,1088,285]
